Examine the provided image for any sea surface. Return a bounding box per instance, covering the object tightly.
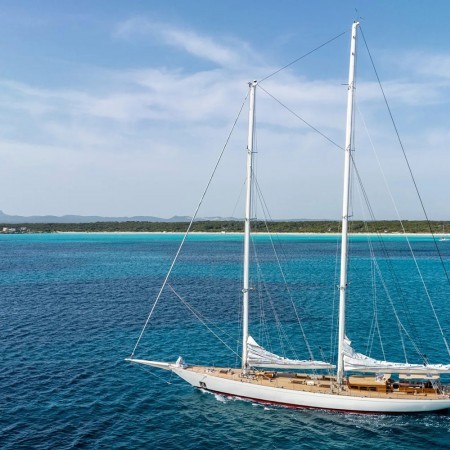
[1,233,450,449]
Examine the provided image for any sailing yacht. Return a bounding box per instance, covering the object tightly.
[127,22,450,413]
[440,225,448,241]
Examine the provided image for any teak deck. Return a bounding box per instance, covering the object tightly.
[187,366,446,400]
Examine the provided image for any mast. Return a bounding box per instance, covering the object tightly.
[242,80,257,374]
[337,22,359,385]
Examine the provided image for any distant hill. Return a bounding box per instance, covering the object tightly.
[0,210,194,224]
[0,211,257,224]
[0,210,318,224]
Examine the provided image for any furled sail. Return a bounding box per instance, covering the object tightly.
[343,337,450,374]
[247,336,335,370]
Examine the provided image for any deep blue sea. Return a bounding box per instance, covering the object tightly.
[1,233,450,449]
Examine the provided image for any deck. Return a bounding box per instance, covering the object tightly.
[186,366,447,401]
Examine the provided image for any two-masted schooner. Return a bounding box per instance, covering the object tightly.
[127,22,450,413]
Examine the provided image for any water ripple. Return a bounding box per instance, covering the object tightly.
[1,234,449,449]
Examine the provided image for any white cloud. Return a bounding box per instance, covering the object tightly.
[115,18,246,68]
[373,50,450,107]
[399,51,450,81]
[2,19,450,218]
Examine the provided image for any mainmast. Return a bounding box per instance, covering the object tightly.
[337,22,359,385]
[242,80,257,374]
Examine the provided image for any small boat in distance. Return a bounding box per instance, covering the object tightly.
[127,22,450,413]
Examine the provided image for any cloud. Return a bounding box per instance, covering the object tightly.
[101,68,249,123]
[115,18,246,68]
[2,17,450,218]
[371,50,450,107]
[399,51,450,81]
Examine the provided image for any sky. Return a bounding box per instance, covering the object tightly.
[1,0,450,220]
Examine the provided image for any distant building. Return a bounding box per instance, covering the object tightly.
[1,227,20,234]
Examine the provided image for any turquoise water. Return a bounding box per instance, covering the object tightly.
[1,233,450,449]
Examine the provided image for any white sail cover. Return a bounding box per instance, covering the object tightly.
[247,336,335,370]
[343,337,450,374]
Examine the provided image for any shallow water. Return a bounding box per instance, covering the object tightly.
[1,233,450,449]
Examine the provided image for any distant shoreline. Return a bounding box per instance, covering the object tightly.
[50,231,444,237]
[2,220,449,235]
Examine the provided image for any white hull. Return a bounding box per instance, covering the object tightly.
[173,367,450,414]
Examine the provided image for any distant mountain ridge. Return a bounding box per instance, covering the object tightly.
[0,210,246,224]
[0,210,192,224]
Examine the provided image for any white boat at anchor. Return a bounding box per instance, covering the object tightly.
[127,22,450,414]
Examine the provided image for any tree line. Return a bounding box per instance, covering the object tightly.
[3,220,449,234]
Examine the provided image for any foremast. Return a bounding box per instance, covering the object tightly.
[337,22,359,385]
[242,80,257,374]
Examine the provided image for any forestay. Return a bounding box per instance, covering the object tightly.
[343,338,450,374]
[247,336,335,370]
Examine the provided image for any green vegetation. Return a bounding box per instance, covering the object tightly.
[2,220,450,234]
